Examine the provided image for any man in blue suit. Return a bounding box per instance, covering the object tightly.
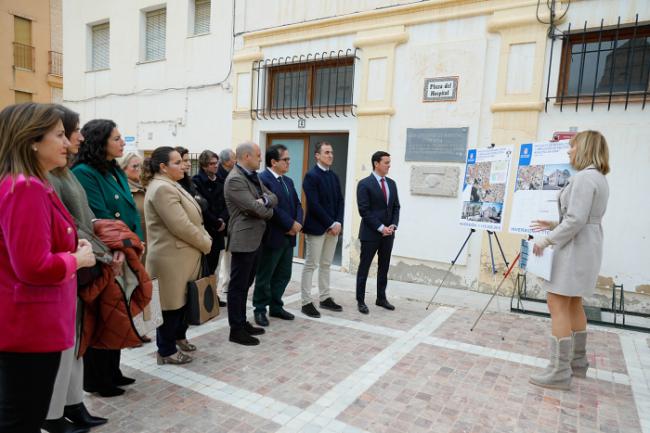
[356,151,400,314]
[253,144,304,326]
[300,142,345,318]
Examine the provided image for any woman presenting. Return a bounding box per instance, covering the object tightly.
[529,130,610,391]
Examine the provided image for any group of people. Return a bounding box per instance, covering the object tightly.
[0,100,611,433]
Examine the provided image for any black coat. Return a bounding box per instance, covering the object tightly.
[193,169,228,251]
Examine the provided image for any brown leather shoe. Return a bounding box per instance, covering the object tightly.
[176,339,197,352]
[157,351,193,365]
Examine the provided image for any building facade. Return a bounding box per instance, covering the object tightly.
[63,0,650,311]
[0,0,62,107]
[232,0,650,311]
[63,0,233,153]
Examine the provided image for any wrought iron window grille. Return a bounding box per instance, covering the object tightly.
[545,14,650,112]
[250,48,358,120]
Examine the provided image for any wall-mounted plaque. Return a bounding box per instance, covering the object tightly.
[405,127,468,163]
[423,76,458,102]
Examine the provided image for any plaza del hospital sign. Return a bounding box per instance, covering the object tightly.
[423,76,458,102]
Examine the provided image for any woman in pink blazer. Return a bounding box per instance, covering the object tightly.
[0,103,95,433]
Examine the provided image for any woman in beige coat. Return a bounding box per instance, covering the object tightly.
[529,130,610,391]
[143,147,212,365]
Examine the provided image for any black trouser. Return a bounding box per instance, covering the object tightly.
[156,305,189,357]
[0,351,61,433]
[83,348,124,392]
[228,249,261,330]
[205,240,222,276]
[355,236,395,303]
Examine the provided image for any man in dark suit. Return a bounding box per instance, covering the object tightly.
[355,151,400,314]
[300,142,345,318]
[252,144,304,326]
[224,142,278,345]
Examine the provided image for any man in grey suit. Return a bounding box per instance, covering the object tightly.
[224,142,278,345]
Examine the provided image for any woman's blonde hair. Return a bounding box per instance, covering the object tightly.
[118,152,141,171]
[0,103,64,181]
[571,130,610,175]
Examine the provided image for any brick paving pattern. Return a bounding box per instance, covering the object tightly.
[83,281,649,433]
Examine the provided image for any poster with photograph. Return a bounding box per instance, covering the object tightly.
[508,140,577,234]
[459,146,513,231]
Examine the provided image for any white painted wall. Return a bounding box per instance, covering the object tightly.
[538,0,650,292]
[62,0,234,153]
[388,15,499,288]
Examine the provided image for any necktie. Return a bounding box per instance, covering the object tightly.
[279,176,290,197]
[380,177,388,204]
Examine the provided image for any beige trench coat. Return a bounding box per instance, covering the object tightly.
[537,166,609,297]
[144,174,212,310]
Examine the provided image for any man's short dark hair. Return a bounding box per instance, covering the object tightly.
[198,150,218,168]
[371,151,390,168]
[314,141,332,154]
[266,144,287,167]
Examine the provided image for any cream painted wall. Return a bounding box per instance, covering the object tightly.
[238,0,428,33]
[62,0,233,152]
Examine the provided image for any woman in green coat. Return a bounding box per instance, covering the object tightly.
[72,119,142,398]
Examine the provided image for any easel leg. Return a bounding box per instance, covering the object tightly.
[426,228,475,310]
[487,232,496,274]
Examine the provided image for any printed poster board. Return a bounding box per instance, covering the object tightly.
[459,146,513,232]
[508,140,576,235]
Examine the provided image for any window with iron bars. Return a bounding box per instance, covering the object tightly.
[551,18,650,110]
[251,51,356,119]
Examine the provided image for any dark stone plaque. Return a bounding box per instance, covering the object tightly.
[405,127,468,163]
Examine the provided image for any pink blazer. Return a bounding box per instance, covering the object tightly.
[0,175,78,352]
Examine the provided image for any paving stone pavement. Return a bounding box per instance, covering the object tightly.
[82,265,650,433]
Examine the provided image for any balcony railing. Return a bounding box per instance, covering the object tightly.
[49,51,62,76]
[13,42,35,71]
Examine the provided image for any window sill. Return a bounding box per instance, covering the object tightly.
[85,68,110,73]
[13,66,35,73]
[137,58,166,65]
[552,94,650,106]
[188,32,210,39]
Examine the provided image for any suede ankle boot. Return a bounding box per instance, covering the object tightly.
[529,336,572,391]
[570,330,589,378]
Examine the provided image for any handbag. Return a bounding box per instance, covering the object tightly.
[132,278,163,337]
[186,255,219,325]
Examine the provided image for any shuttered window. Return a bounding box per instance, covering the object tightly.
[15,91,32,104]
[194,0,211,34]
[14,16,31,44]
[91,23,110,70]
[145,8,166,61]
[14,16,33,70]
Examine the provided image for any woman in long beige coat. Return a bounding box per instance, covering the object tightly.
[529,130,610,391]
[143,147,211,365]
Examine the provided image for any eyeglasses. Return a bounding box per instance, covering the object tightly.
[279,157,291,162]
[130,164,141,169]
